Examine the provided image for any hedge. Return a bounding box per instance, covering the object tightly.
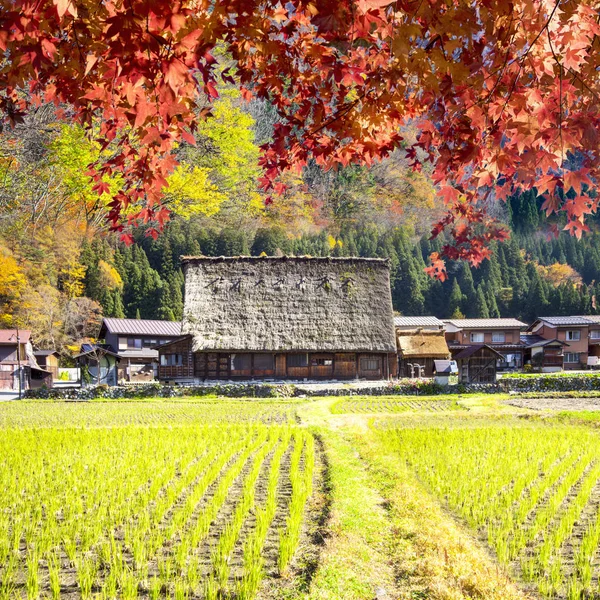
[23,379,504,400]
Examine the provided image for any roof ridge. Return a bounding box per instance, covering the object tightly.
[180,255,389,264]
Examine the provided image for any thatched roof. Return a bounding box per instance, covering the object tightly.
[396,328,450,359]
[181,256,396,353]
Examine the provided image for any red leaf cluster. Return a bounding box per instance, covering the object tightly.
[1,0,599,276]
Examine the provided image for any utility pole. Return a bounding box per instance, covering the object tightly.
[10,326,22,400]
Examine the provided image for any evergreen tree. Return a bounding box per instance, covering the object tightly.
[447,279,465,318]
[475,286,490,318]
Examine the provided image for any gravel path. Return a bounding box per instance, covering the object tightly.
[506,397,600,411]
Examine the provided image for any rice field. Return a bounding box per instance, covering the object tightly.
[0,412,314,600]
[0,399,298,429]
[382,424,600,599]
[331,396,460,414]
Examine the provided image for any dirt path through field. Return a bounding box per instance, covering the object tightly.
[290,398,535,600]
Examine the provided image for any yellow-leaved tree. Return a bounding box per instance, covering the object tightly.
[0,248,26,327]
[167,95,263,221]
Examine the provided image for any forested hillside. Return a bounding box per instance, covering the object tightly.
[79,206,600,329]
[2,99,600,353]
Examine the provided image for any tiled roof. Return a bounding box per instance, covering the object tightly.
[0,330,31,344]
[33,349,59,356]
[443,318,527,329]
[453,344,504,359]
[520,334,568,348]
[538,316,595,326]
[394,316,444,328]
[102,318,182,337]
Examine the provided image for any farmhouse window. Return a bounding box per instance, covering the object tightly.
[253,354,274,370]
[313,358,333,366]
[361,358,381,371]
[232,353,251,371]
[142,338,158,348]
[127,338,142,349]
[470,332,484,343]
[564,352,581,364]
[566,330,581,341]
[591,330,600,340]
[160,354,182,366]
[491,332,505,343]
[288,353,309,367]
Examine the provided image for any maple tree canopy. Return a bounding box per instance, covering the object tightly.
[1,0,599,277]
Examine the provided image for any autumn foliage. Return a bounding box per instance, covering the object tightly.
[1,0,599,276]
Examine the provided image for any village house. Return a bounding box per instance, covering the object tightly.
[394,316,450,377]
[158,256,397,382]
[97,318,182,382]
[526,316,600,370]
[443,318,527,371]
[0,330,52,392]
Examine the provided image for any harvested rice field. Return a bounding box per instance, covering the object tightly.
[4,394,600,599]
[330,395,460,413]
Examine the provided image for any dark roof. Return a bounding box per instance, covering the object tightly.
[394,316,444,328]
[536,316,594,326]
[181,256,397,353]
[520,334,568,348]
[34,350,59,357]
[453,344,504,359]
[434,359,458,374]
[101,318,182,337]
[0,330,31,344]
[444,318,527,329]
[74,343,120,360]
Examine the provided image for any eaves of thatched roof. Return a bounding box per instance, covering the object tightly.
[181,256,396,353]
[396,328,450,358]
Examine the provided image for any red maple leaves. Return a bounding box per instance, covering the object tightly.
[0,0,599,275]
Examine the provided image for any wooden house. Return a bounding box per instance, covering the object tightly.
[158,256,397,382]
[33,350,60,380]
[454,344,503,384]
[98,318,182,382]
[0,330,52,392]
[396,327,450,377]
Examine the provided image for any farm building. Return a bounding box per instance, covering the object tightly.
[0,330,52,392]
[158,256,397,382]
[396,327,450,377]
[454,344,503,384]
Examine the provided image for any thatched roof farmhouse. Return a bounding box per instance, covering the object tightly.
[158,256,397,382]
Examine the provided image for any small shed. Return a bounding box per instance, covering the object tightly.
[454,344,503,384]
[397,328,450,378]
[433,359,458,385]
[74,344,120,387]
[34,350,60,380]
